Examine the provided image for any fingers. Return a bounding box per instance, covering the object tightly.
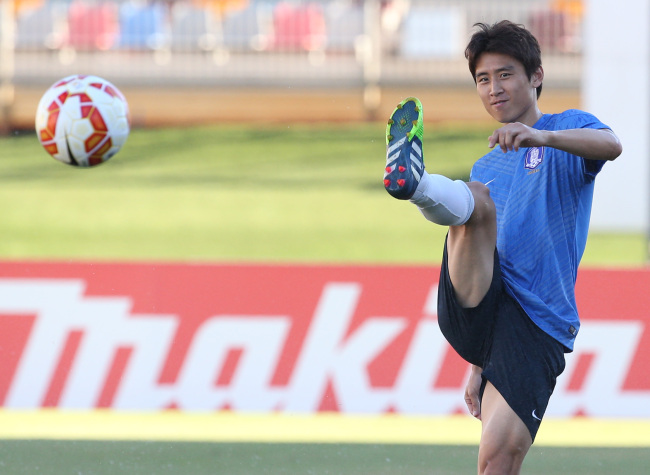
[465,397,481,420]
[489,128,519,153]
[488,131,500,151]
[465,393,482,420]
[464,385,482,420]
[488,123,533,153]
[465,365,483,420]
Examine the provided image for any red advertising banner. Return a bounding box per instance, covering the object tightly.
[0,261,648,417]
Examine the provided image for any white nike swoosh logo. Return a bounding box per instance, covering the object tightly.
[532,410,542,421]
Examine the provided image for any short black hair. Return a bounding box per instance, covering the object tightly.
[465,21,543,99]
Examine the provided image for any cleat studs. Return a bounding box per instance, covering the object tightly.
[385,166,392,173]
[406,131,412,139]
[384,179,391,187]
[387,119,394,125]
[396,103,403,109]
[397,179,406,187]
[387,134,394,141]
[412,120,418,126]
[415,106,420,112]
[398,166,406,172]
[399,118,407,126]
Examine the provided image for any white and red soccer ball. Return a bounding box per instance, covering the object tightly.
[35,75,130,167]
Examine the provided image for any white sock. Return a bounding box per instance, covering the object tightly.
[409,173,475,226]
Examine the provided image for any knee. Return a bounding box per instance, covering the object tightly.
[478,442,528,475]
[466,182,496,226]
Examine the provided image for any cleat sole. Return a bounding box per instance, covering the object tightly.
[384,97,425,200]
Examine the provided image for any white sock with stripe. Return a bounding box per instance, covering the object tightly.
[409,173,475,226]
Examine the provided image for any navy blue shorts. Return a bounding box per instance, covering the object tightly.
[437,238,566,441]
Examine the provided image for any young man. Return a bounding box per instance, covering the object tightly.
[383,21,622,474]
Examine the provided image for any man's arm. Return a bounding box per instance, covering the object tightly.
[488,123,623,161]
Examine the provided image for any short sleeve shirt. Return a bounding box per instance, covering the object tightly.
[470,110,609,350]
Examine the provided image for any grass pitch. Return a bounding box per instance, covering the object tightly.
[0,441,649,474]
[0,124,645,265]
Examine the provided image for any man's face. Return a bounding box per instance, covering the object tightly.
[474,52,543,126]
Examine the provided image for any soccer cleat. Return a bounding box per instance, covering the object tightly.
[384,97,425,200]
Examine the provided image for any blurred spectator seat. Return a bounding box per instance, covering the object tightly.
[268,2,326,52]
[399,6,464,59]
[170,2,217,52]
[528,10,576,53]
[221,1,274,52]
[118,2,170,51]
[324,1,363,54]
[552,0,584,16]
[15,2,66,51]
[66,0,120,51]
[193,0,250,18]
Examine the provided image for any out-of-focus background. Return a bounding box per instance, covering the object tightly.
[1,1,650,474]
[4,0,647,233]
[3,0,585,127]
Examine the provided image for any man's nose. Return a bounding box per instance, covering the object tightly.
[490,80,503,96]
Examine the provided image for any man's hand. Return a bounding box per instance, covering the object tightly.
[465,365,483,420]
[488,122,546,153]
[489,122,623,160]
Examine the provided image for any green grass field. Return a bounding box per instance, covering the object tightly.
[0,441,648,475]
[0,124,648,474]
[0,124,645,265]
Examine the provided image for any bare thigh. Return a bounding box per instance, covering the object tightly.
[478,382,532,475]
[447,181,497,308]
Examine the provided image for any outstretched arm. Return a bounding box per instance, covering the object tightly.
[488,123,623,161]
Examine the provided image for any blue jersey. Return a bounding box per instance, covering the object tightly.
[470,110,609,350]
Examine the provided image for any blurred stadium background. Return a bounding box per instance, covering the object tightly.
[1,1,650,474]
[1,0,584,128]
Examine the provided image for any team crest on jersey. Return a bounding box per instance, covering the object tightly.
[524,146,544,169]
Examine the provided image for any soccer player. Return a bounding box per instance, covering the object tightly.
[383,21,622,474]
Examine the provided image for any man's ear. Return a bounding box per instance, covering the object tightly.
[531,66,544,88]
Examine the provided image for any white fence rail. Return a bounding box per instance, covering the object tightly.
[3,0,583,88]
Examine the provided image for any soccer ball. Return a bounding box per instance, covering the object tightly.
[35,75,130,167]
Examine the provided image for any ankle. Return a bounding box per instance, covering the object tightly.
[410,174,475,226]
